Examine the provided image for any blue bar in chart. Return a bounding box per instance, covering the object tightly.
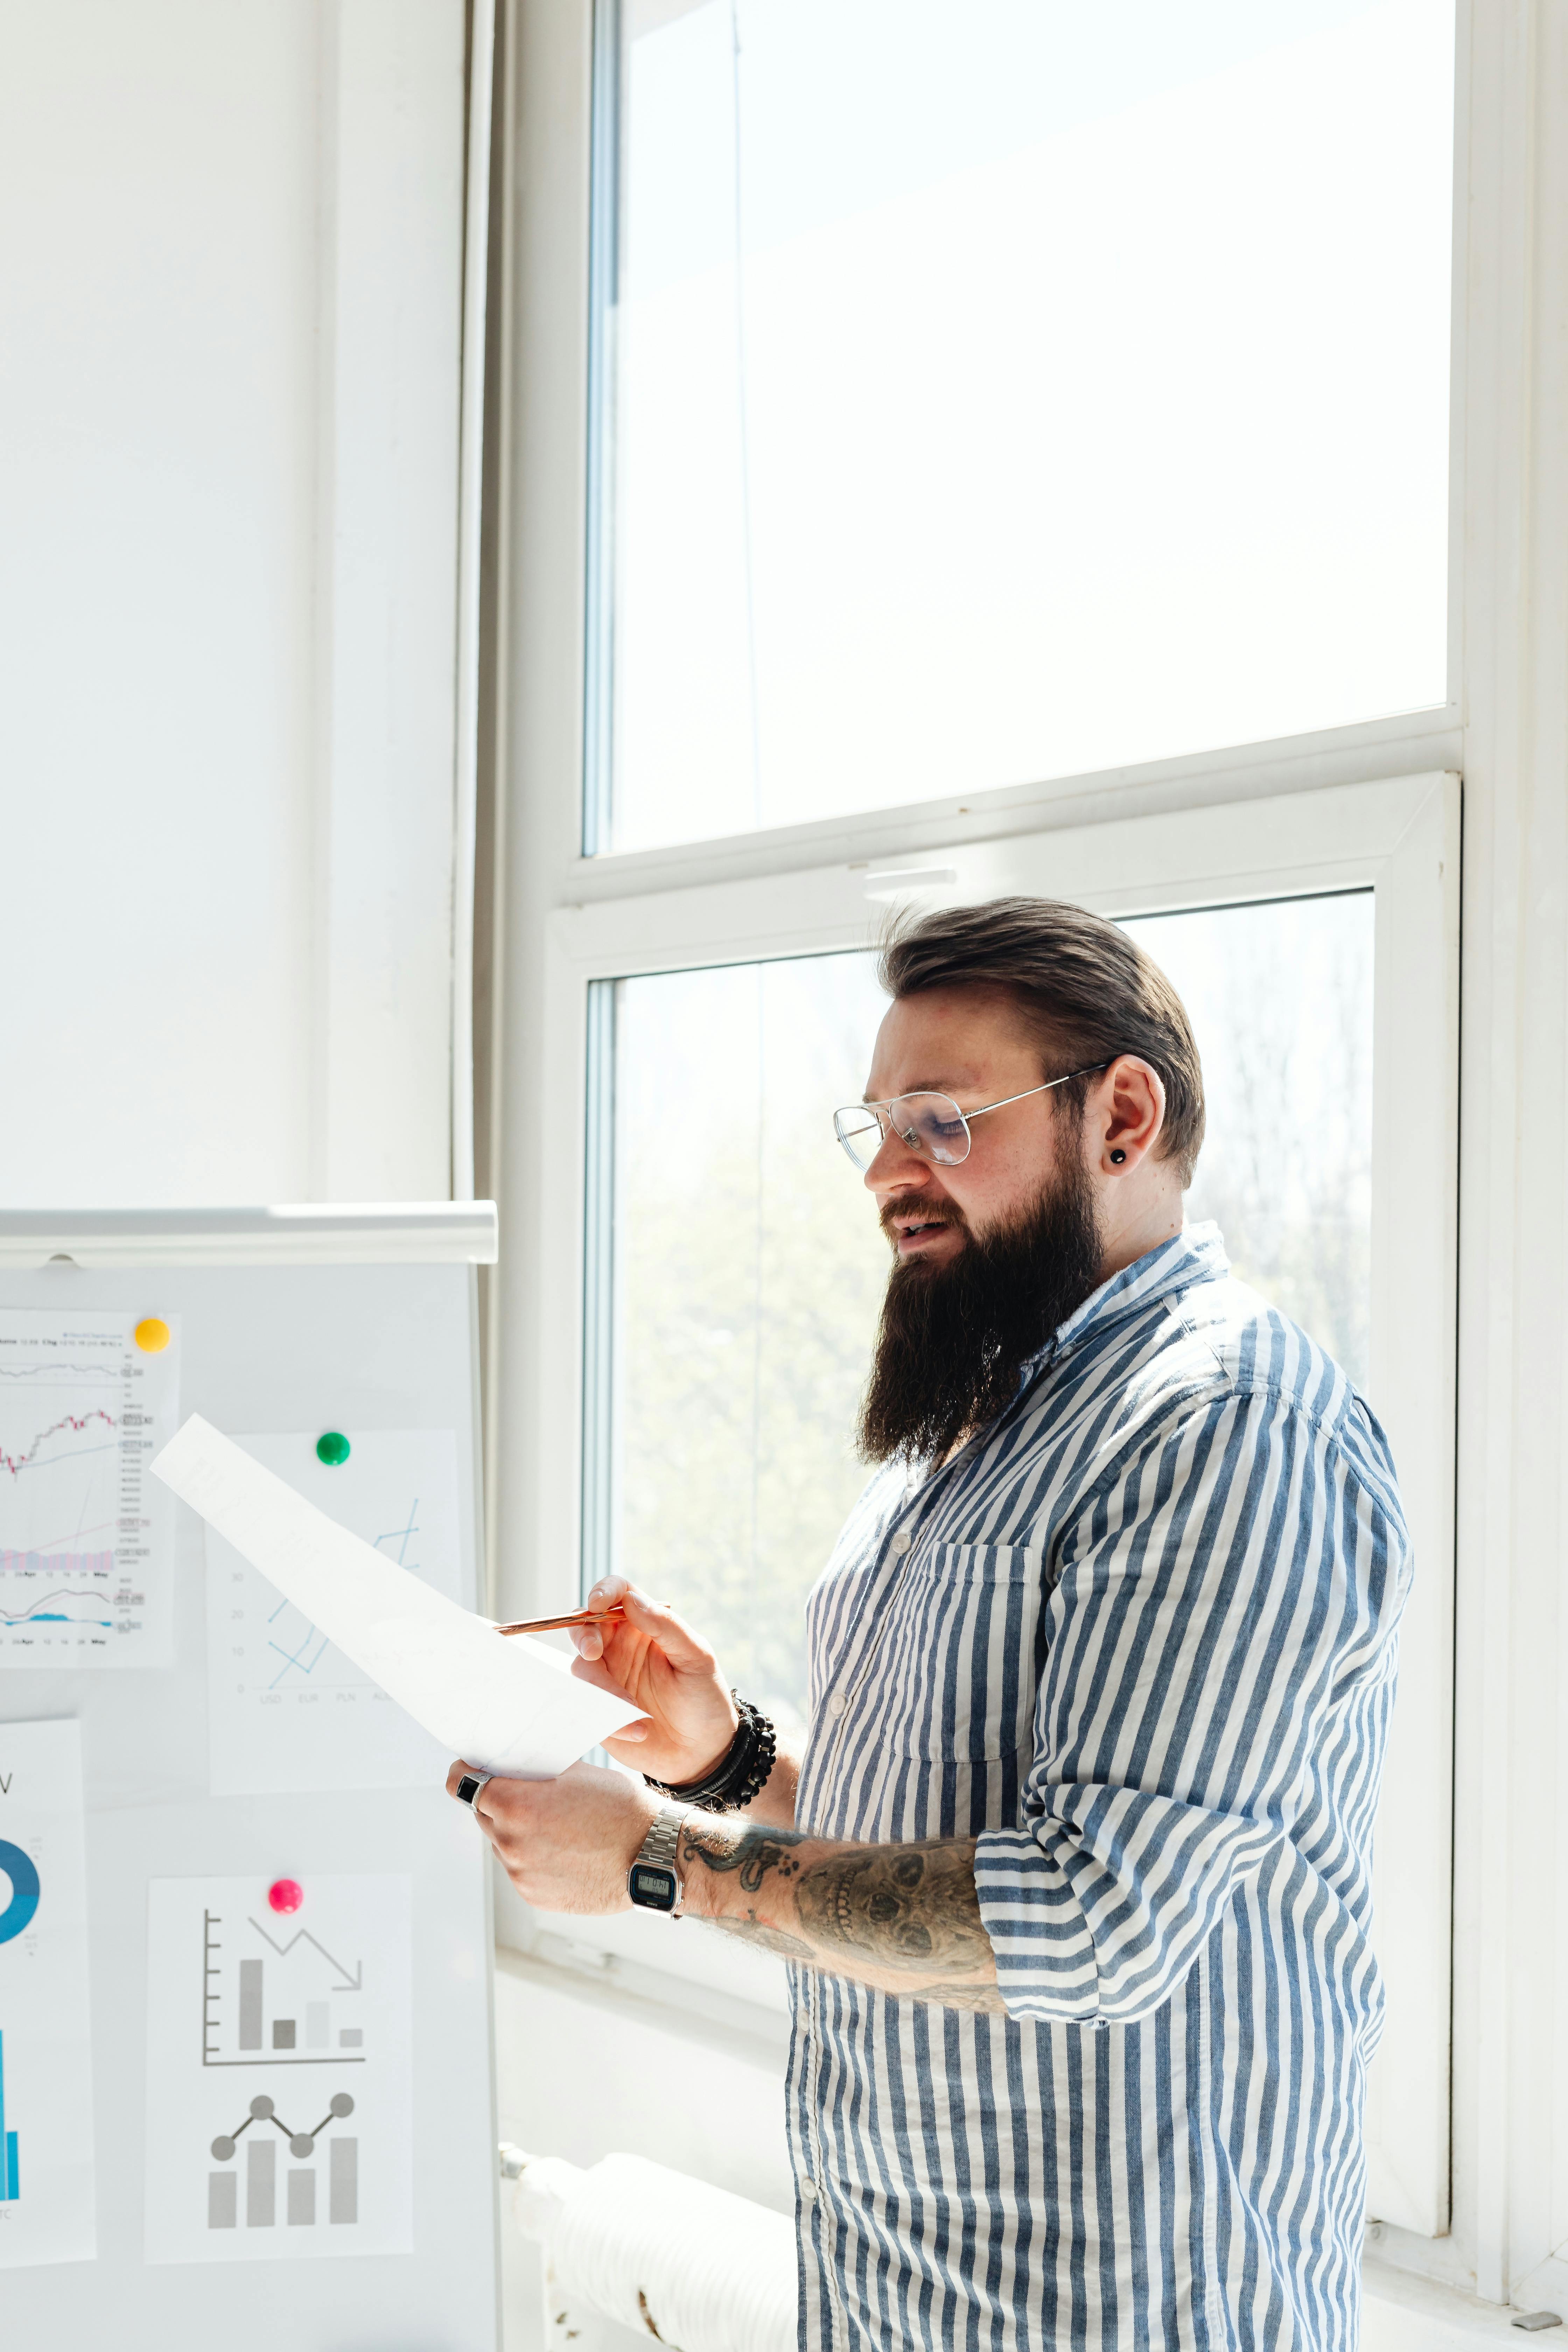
[0,2031,17,2203]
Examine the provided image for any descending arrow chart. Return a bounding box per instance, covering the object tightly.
[201,1907,368,2068]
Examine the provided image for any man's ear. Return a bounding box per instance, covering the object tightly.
[1098,1057,1165,1174]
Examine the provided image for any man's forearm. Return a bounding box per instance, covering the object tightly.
[676,1816,1007,2012]
[741,1729,802,1829]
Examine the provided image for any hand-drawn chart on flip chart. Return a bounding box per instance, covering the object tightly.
[0,1309,177,1665]
[144,1874,412,2264]
[0,1720,97,2269]
[204,1431,462,1795]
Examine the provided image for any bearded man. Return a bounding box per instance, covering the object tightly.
[452,896,1411,2350]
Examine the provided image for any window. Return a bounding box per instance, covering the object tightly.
[494,0,1466,2270]
[588,0,1454,852]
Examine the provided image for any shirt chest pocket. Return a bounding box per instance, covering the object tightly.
[878,1540,1050,1763]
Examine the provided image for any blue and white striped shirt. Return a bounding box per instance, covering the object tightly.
[786,1224,1409,2350]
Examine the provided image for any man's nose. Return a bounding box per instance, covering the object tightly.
[864,1120,930,1195]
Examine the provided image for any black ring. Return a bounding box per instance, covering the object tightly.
[455,1771,489,1808]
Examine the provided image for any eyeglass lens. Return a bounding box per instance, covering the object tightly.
[834,1093,971,1171]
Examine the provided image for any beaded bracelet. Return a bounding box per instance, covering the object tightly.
[643,1692,777,1815]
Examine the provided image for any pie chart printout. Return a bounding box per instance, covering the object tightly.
[0,1718,98,2269]
[0,1840,41,1944]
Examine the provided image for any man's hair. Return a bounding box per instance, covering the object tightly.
[877,895,1206,1186]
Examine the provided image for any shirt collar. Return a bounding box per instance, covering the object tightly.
[1024,1220,1230,1375]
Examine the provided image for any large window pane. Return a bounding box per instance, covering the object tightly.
[597,896,1373,1721]
[604,955,888,1728]
[592,0,1454,853]
[1122,892,1373,1383]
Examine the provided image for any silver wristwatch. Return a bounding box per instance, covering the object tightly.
[627,1803,689,1917]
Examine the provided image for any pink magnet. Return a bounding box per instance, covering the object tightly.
[267,1878,304,1916]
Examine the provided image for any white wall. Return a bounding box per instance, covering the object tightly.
[0,0,466,1207]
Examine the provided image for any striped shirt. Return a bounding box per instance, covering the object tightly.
[786,1223,1409,2351]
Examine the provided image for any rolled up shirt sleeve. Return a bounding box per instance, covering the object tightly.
[973,1386,1405,2025]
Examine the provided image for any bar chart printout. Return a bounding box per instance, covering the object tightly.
[0,1719,97,2268]
[0,1309,178,1666]
[144,1875,412,2263]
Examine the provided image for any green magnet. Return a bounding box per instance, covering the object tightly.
[316,1430,351,1466]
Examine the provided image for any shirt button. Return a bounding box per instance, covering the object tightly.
[799,2177,820,2203]
[825,1693,847,1720]
[888,1528,912,1555]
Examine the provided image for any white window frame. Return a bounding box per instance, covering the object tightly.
[485,0,1568,2315]
[506,769,1460,2234]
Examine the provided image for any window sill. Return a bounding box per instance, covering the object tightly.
[495,1934,792,2069]
[1363,2245,1553,2346]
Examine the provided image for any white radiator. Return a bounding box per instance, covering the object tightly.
[504,2145,797,2352]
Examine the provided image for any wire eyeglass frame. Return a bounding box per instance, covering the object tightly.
[833,1063,1112,1172]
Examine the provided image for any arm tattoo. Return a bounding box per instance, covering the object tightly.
[678,1821,1002,2008]
[681,1823,807,1895]
[794,1842,996,1980]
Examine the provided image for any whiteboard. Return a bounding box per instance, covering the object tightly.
[0,1207,499,2352]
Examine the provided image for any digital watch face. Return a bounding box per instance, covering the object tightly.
[629,1864,678,1912]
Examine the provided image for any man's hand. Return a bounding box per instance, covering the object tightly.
[446,1757,658,1914]
[448,1756,1005,2011]
[567,1578,740,1786]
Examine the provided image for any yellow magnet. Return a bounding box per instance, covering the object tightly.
[134,1317,171,1354]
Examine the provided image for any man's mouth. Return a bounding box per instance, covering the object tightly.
[883,1206,964,1249]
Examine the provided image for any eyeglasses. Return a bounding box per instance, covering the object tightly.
[832,1064,1111,1172]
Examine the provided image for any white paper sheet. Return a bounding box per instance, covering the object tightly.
[0,1719,97,2268]
[154,1415,641,1777]
[205,1430,468,1797]
[144,1874,411,2265]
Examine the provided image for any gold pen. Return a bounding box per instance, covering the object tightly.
[493,1604,627,1637]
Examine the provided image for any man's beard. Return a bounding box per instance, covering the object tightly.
[857,1157,1104,1468]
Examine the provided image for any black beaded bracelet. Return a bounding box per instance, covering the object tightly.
[644,1692,777,1815]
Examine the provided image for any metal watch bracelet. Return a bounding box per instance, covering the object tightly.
[629,1803,690,1917]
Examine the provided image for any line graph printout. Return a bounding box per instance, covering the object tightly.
[0,1310,178,1666]
[145,1874,412,2264]
[0,1720,97,2268]
[205,1431,463,1795]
